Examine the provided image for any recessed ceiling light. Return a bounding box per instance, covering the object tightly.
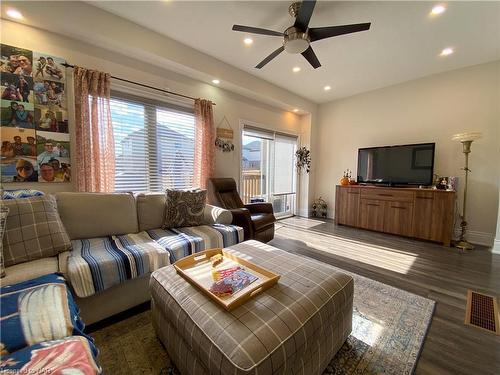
[212,79,220,84]
[430,5,446,15]
[292,66,301,73]
[293,108,299,113]
[6,8,23,20]
[324,85,331,91]
[440,47,454,56]
[243,38,253,45]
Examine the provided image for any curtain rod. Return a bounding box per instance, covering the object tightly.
[61,62,215,105]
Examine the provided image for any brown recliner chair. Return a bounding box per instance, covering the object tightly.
[208,178,276,243]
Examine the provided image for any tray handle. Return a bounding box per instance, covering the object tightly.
[250,286,264,298]
[193,253,208,262]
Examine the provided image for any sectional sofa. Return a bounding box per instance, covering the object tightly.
[2,192,243,324]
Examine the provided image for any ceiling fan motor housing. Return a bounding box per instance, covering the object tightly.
[283,26,310,54]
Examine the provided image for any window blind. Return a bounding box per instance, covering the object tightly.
[110,92,195,192]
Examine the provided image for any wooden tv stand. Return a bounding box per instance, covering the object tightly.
[335,185,455,246]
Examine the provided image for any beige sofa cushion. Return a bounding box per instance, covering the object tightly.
[136,193,233,231]
[2,257,59,286]
[136,193,166,232]
[55,192,138,239]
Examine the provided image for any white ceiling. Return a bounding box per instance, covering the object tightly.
[91,1,499,103]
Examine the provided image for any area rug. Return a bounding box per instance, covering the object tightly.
[90,268,434,375]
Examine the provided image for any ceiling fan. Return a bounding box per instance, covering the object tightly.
[232,0,371,69]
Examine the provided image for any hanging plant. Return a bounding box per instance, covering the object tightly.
[295,146,311,173]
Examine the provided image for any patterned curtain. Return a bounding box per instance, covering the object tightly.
[73,67,115,192]
[193,99,215,190]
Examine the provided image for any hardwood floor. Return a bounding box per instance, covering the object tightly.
[269,217,500,375]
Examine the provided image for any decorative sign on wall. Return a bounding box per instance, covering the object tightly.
[0,44,70,183]
[215,115,235,153]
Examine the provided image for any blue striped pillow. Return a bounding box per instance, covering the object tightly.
[2,189,45,200]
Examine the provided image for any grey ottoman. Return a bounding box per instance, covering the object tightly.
[150,240,353,375]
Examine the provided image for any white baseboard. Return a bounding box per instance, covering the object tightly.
[297,208,309,217]
[453,229,495,247]
[492,239,500,254]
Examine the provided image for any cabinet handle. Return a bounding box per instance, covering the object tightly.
[378,193,393,197]
[416,196,433,200]
[391,206,406,209]
[367,203,379,207]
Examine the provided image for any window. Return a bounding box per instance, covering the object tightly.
[110,92,195,192]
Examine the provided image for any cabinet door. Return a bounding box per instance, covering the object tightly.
[336,188,360,226]
[384,201,414,236]
[430,193,455,244]
[359,199,385,232]
[413,193,434,239]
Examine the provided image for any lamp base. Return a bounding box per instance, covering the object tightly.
[455,240,475,251]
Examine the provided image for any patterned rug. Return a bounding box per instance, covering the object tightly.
[90,270,434,375]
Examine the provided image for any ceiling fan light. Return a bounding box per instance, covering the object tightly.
[284,39,309,54]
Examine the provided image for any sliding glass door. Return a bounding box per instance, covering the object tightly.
[241,126,297,217]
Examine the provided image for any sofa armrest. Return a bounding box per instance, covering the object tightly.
[229,208,253,240]
[244,202,274,214]
[203,204,233,225]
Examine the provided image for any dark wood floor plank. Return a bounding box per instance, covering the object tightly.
[270,217,500,375]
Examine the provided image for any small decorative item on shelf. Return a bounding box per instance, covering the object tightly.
[340,169,352,186]
[436,176,449,190]
[448,176,458,191]
[295,146,311,173]
[311,197,327,218]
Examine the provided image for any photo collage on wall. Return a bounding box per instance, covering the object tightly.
[1,44,70,183]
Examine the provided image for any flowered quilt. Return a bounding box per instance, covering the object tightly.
[0,273,88,355]
[0,336,101,374]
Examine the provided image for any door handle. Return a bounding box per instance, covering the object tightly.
[391,206,406,209]
[378,193,393,197]
[367,203,379,207]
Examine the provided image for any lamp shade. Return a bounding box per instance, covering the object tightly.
[452,132,483,142]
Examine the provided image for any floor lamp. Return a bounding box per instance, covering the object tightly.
[452,132,482,251]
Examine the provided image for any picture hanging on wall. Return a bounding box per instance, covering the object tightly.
[1,43,70,183]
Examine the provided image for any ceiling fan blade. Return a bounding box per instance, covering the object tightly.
[309,22,371,42]
[255,46,285,69]
[301,46,321,69]
[232,25,283,37]
[294,0,317,31]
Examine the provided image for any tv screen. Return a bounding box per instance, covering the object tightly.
[357,143,435,186]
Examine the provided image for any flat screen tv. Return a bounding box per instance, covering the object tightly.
[357,143,435,186]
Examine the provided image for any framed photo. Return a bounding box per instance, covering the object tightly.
[36,131,70,183]
[33,52,65,83]
[0,44,33,77]
[1,73,34,104]
[1,100,34,128]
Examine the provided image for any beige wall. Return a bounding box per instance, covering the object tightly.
[1,19,316,213]
[314,61,500,245]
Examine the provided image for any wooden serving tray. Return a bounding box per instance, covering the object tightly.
[173,248,280,311]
